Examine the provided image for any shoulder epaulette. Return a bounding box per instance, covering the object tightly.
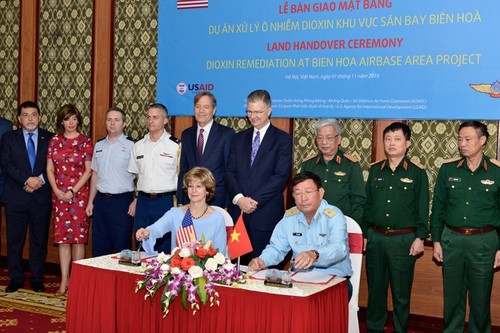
[489,158,500,167]
[442,157,462,164]
[285,207,300,217]
[169,135,181,144]
[343,152,358,163]
[126,136,135,142]
[409,159,425,169]
[96,137,106,142]
[370,159,384,166]
[323,208,336,217]
[302,153,317,163]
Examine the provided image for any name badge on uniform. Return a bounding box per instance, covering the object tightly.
[448,177,461,182]
[137,155,144,160]
[96,149,103,153]
[292,232,302,236]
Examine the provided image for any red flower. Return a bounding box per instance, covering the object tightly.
[207,248,217,256]
[170,256,182,268]
[196,248,208,259]
[181,257,195,271]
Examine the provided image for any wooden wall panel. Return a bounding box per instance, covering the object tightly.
[91,0,114,142]
[18,0,38,104]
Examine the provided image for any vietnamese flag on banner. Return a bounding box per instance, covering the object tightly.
[228,213,253,260]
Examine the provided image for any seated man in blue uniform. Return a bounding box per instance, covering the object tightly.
[248,171,353,297]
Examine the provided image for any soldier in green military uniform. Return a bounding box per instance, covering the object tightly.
[362,122,429,333]
[301,119,366,223]
[430,121,500,333]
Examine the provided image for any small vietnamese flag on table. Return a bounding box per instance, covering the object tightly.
[228,212,253,260]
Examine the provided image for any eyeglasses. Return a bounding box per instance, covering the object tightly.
[317,134,339,142]
[292,189,319,198]
[246,106,270,116]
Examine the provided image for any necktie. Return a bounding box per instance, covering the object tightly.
[27,133,36,172]
[251,131,260,165]
[197,128,204,162]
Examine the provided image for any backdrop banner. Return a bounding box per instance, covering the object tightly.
[158,0,500,119]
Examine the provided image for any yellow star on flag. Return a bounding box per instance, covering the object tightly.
[230,229,241,243]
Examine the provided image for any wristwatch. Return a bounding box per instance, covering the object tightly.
[311,250,319,262]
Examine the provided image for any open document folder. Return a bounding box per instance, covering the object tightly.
[249,269,335,285]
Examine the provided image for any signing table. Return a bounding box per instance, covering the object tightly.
[66,255,348,333]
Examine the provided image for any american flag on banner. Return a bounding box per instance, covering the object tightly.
[176,209,197,246]
[177,0,208,10]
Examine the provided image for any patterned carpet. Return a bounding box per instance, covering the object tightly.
[0,268,66,332]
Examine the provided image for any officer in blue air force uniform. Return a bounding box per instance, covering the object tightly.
[86,107,135,256]
[248,172,352,291]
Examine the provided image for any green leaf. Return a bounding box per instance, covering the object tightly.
[181,286,188,310]
[197,277,207,304]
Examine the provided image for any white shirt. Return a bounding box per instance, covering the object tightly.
[127,130,180,193]
[197,119,214,154]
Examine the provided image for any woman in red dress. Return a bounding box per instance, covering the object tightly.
[47,104,93,296]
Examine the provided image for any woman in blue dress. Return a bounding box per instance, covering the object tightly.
[136,167,227,254]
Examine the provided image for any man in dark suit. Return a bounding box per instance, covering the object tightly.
[177,91,235,208]
[0,101,54,292]
[226,89,293,260]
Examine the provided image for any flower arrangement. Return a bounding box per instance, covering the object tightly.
[135,239,246,317]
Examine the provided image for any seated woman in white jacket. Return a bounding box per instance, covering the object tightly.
[136,167,227,255]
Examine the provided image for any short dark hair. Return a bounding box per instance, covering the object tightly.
[247,89,271,108]
[383,122,411,140]
[459,121,489,141]
[148,103,168,118]
[292,172,322,190]
[107,106,126,122]
[18,101,40,117]
[194,91,217,108]
[56,104,83,135]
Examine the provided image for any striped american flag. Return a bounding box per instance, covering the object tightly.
[177,0,208,10]
[176,209,197,246]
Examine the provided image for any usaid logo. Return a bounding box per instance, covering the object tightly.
[176,82,187,95]
[177,82,214,95]
[187,83,215,91]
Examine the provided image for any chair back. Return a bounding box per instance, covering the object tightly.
[211,206,234,227]
[346,216,363,333]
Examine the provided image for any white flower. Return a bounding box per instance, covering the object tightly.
[223,262,235,270]
[214,252,226,265]
[188,265,203,278]
[157,252,170,263]
[205,258,218,271]
[160,263,170,272]
[171,267,181,275]
[179,247,192,258]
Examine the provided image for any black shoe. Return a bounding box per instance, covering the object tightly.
[5,282,23,293]
[31,281,45,292]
